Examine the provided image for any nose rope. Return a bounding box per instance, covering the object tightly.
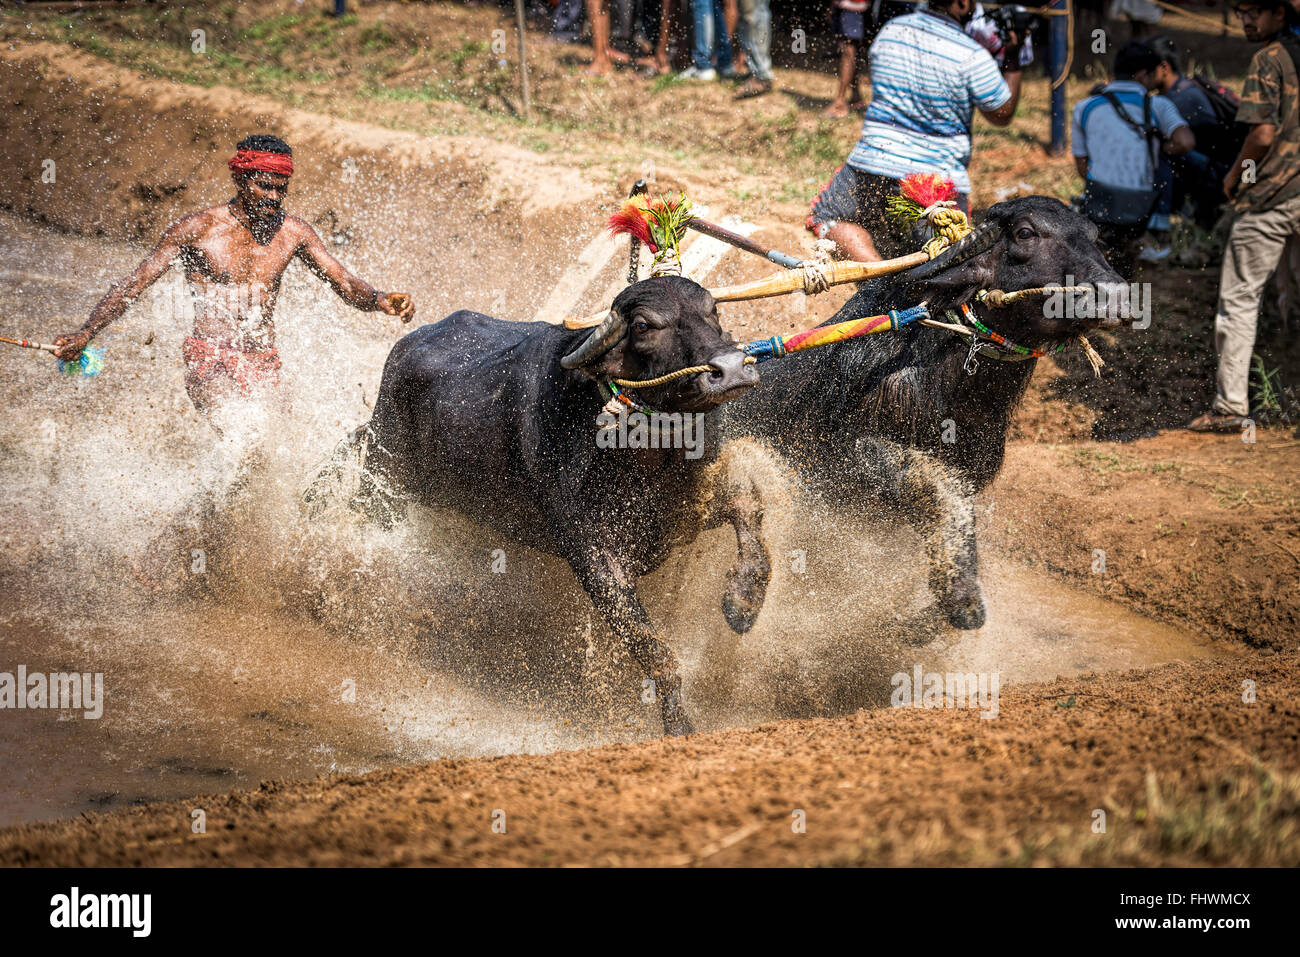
[976,285,1093,308]
[973,287,1106,377]
[611,357,757,391]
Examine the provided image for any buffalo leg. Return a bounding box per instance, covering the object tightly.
[350,424,407,529]
[721,493,770,634]
[567,548,694,737]
[700,438,777,634]
[854,438,985,630]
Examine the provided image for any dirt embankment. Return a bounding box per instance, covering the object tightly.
[2,649,1296,867]
[987,432,1300,652]
[0,41,607,323]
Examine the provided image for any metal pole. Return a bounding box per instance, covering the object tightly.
[1049,0,1068,155]
[334,0,346,18]
[514,0,532,122]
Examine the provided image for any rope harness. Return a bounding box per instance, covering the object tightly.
[598,207,1107,411]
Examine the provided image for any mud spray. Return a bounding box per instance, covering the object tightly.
[0,214,1230,827]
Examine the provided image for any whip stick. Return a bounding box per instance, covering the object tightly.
[685,217,803,270]
[0,335,58,353]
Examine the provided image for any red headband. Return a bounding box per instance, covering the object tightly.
[228,149,294,177]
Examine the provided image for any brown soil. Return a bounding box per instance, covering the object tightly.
[1,1,1297,866]
[988,432,1300,652]
[3,650,1296,867]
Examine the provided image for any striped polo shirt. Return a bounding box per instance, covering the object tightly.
[848,10,1010,194]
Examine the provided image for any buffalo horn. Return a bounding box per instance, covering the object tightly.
[560,308,627,369]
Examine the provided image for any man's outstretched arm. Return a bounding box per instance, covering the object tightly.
[53,219,190,360]
[294,222,416,322]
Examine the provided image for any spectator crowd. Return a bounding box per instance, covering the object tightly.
[534,0,1300,432]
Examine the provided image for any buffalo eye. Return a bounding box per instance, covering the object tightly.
[633,320,649,333]
[1015,226,1035,241]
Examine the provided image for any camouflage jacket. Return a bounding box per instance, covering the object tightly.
[1234,38,1300,213]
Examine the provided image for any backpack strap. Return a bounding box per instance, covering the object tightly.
[1099,89,1160,171]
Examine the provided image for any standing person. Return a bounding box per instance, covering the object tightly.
[680,0,733,80]
[51,135,415,581]
[1190,0,1300,431]
[721,0,749,77]
[583,0,636,74]
[735,0,774,97]
[1071,42,1194,272]
[653,0,685,74]
[806,0,1024,262]
[824,1,868,118]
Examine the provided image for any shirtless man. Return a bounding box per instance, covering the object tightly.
[51,134,415,582]
[53,133,415,406]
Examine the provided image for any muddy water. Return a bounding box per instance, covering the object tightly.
[0,217,1235,827]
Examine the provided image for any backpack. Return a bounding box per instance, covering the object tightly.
[1190,74,1242,128]
[1187,75,1249,166]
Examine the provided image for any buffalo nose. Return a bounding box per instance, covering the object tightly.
[705,350,759,393]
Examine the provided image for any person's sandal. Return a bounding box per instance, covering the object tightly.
[736,76,773,99]
[1187,411,1247,433]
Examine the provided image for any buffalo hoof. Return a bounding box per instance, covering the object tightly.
[722,590,762,635]
[661,691,696,737]
[945,594,987,630]
[722,562,769,635]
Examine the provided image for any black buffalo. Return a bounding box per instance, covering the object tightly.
[316,276,768,736]
[721,196,1127,631]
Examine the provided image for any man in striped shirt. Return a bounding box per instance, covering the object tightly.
[808,0,1023,262]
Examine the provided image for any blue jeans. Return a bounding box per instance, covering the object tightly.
[552,0,584,41]
[1151,156,1173,231]
[691,0,732,72]
[737,0,772,81]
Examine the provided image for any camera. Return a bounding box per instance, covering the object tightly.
[988,4,1047,46]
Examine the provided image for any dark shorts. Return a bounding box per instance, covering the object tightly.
[806,164,971,259]
[833,9,865,40]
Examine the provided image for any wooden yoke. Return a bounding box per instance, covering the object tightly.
[561,251,931,329]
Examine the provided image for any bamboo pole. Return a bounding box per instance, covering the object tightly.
[561,250,931,329]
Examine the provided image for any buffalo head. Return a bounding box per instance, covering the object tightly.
[899,196,1131,346]
[560,276,758,412]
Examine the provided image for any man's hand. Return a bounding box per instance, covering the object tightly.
[378,292,416,323]
[52,330,92,361]
[1001,30,1023,71]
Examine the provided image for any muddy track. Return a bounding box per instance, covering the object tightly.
[3,651,1296,867]
[1,29,1298,866]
